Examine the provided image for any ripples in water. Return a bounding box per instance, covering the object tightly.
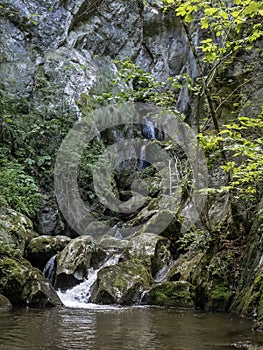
[0,307,263,350]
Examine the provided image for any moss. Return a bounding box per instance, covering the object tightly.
[208,284,232,311]
[0,243,61,307]
[92,258,152,305]
[146,281,195,308]
[234,274,263,320]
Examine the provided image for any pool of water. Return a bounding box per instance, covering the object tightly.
[0,306,262,350]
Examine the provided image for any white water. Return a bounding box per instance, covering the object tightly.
[142,117,156,140]
[154,259,176,283]
[138,144,147,170]
[57,253,121,309]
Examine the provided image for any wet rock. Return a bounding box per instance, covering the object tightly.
[91,258,152,305]
[0,294,12,312]
[55,236,106,290]
[231,198,263,321]
[97,234,129,250]
[125,232,171,277]
[37,199,65,236]
[142,281,195,308]
[26,235,71,270]
[0,244,61,307]
[0,209,37,254]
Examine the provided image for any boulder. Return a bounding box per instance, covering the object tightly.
[91,258,152,305]
[0,208,37,254]
[0,294,12,312]
[55,236,106,290]
[141,281,195,308]
[0,244,61,307]
[26,235,71,270]
[125,232,172,277]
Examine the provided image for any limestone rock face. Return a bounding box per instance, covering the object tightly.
[0,0,193,115]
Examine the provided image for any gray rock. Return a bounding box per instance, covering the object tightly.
[0,17,35,99]
[0,294,12,312]
[55,235,107,290]
[91,258,152,305]
[26,235,71,270]
[126,232,172,277]
[0,246,61,307]
[0,209,37,253]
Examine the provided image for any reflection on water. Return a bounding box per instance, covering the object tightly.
[0,307,263,350]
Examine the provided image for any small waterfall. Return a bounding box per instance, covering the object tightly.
[141,117,156,140]
[114,228,123,239]
[154,259,176,283]
[57,253,121,308]
[138,144,147,170]
[43,255,57,286]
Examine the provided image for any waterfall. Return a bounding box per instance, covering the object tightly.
[43,255,57,286]
[141,117,156,140]
[57,253,121,308]
[154,259,176,283]
[138,144,147,170]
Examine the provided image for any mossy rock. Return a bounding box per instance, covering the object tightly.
[0,244,61,307]
[55,236,107,290]
[167,252,204,282]
[91,258,152,305]
[207,284,232,311]
[26,235,71,270]
[143,281,195,308]
[125,232,171,277]
[233,274,263,320]
[0,209,37,253]
[97,234,129,250]
[0,294,12,311]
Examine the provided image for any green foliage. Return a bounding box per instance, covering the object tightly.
[81,60,194,117]
[177,228,211,252]
[199,113,263,201]
[164,0,263,63]
[0,97,73,190]
[0,160,42,217]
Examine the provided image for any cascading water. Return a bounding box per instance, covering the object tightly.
[154,259,176,283]
[57,253,121,309]
[43,255,57,286]
[141,117,156,140]
[138,144,147,170]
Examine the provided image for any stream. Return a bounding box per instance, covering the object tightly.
[0,306,263,350]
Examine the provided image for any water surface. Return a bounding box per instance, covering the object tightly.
[0,307,262,350]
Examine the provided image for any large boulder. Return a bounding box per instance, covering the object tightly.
[0,209,37,254]
[0,244,61,307]
[26,235,71,270]
[91,258,152,305]
[141,281,195,308]
[55,236,106,290]
[125,232,172,278]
